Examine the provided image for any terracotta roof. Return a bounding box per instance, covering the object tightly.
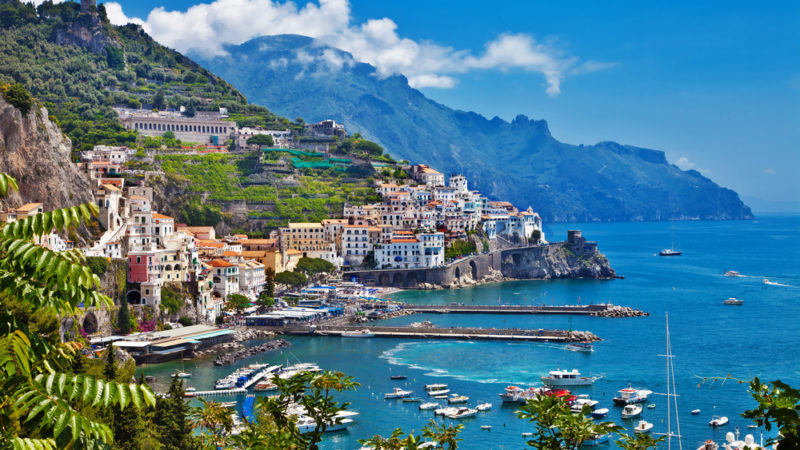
[391,238,418,243]
[287,222,323,228]
[241,250,268,257]
[223,251,241,257]
[286,249,303,255]
[208,259,235,268]
[241,239,276,245]
[233,234,248,238]
[101,183,120,192]
[153,213,173,220]
[16,203,42,213]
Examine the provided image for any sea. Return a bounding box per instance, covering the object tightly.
[137,215,800,449]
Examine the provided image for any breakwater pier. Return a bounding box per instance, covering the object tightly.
[272,325,599,342]
[399,303,647,317]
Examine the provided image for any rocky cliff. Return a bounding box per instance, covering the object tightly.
[0,97,93,212]
[500,242,616,281]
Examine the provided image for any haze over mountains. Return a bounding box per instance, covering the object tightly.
[192,34,753,222]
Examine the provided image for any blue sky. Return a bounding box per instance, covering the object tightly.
[101,0,800,210]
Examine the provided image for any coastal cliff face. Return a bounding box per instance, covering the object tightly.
[0,97,94,211]
[500,242,616,281]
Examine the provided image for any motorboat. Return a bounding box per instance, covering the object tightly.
[390,375,407,380]
[571,398,600,413]
[402,397,422,403]
[185,387,196,393]
[544,388,577,403]
[621,404,643,419]
[647,403,656,409]
[522,432,533,437]
[427,389,450,396]
[709,415,729,427]
[591,408,609,419]
[659,249,681,256]
[499,386,541,404]
[448,395,469,404]
[424,383,448,391]
[481,425,492,430]
[723,297,744,305]
[254,381,278,392]
[384,388,413,399]
[220,401,237,409]
[725,271,741,277]
[692,409,701,415]
[445,407,477,419]
[565,342,594,352]
[434,395,448,399]
[541,369,602,386]
[613,385,652,405]
[697,440,719,450]
[476,402,492,411]
[340,329,375,338]
[434,406,459,416]
[583,434,609,446]
[634,420,654,434]
[419,402,439,410]
[174,372,191,378]
[295,415,354,433]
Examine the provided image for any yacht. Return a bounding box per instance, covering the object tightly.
[174,372,192,378]
[434,406,459,416]
[691,409,701,415]
[424,383,448,391]
[725,271,741,277]
[419,402,439,410]
[295,415,354,433]
[340,329,375,338]
[448,395,469,404]
[427,388,450,396]
[621,404,643,419]
[565,342,594,352]
[384,388,413,399]
[476,402,492,411]
[570,398,600,412]
[613,385,652,405]
[723,297,744,305]
[591,408,609,419]
[445,407,477,419]
[499,386,541,403]
[634,420,654,434]
[659,248,682,256]
[541,369,601,386]
[709,416,729,427]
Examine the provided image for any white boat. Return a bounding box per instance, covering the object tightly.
[481,425,492,430]
[725,271,741,277]
[434,406,459,416]
[434,395,448,399]
[570,398,600,412]
[424,383,448,391]
[445,407,477,419]
[476,402,492,411]
[565,342,594,352]
[419,402,439,410]
[621,404,642,419]
[709,415,729,427]
[613,385,652,405]
[692,409,701,415]
[723,297,744,305]
[384,388,413,399]
[219,401,237,408]
[763,278,781,286]
[659,248,681,256]
[448,395,469,404]
[499,385,541,403]
[427,389,450,396]
[340,329,375,338]
[296,415,354,433]
[254,381,278,392]
[634,420,654,434]
[541,369,602,386]
[185,387,196,393]
[174,372,191,378]
[647,403,656,409]
[591,408,609,419]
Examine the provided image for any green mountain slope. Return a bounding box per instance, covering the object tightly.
[193,34,753,222]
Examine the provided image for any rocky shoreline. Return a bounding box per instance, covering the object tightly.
[213,339,290,366]
[589,305,649,318]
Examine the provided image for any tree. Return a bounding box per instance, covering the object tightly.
[154,376,196,449]
[191,399,233,449]
[445,239,477,260]
[0,172,155,448]
[247,134,274,147]
[616,433,666,450]
[1,82,34,115]
[163,130,175,139]
[256,292,274,312]
[359,420,464,450]
[225,293,251,315]
[264,267,275,297]
[515,393,621,449]
[294,257,334,277]
[106,46,125,70]
[102,347,145,450]
[531,229,542,243]
[152,89,166,110]
[117,299,131,335]
[742,377,800,448]
[275,270,307,288]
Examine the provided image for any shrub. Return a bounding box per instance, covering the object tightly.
[1,82,34,115]
[86,256,110,275]
[177,316,193,327]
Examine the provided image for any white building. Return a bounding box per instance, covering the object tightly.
[342,225,372,266]
[239,260,266,299]
[209,259,240,299]
[375,236,421,269]
[419,232,445,267]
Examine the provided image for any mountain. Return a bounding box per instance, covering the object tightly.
[192,34,753,222]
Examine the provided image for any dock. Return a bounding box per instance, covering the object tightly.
[187,388,247,397]
[399,303,646,317]
[277,325,597,342]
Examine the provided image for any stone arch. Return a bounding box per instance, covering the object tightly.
[392,272,403,285]
[454,267,461,280]
[82,311,98,334]
[126,289,141,305]
[406,272,418,287]
[379,273,390,286]
[470,260,478,280]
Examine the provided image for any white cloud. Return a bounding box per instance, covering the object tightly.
[675,156,695,170]
[105,0,608,95]
[763,168,776,175]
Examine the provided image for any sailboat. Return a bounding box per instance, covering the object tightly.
[660,225,682,256]
[655,313,682,449]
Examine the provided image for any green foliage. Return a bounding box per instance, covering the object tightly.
[531,229,542,243]
[86,255,110,275]
[482,239,490,253]
[445,239,477,260]
[743,378,800,447]
[294,257,335,276]
[515,393,622,449]
[177,316,193,327]
[160,282,183,314]
[616,432,666,450]
[275,270,307,288]
[105,46,124,70]
[117,300,131,335]
[359,419,464,450]
[256,292,274,311]
[154,376,196,449]
[162,130,175,139]
[247,134,274,147]
[176,195,222,227]
[1,82,34,115]
[224,293,251,315]
[264,267,275,297]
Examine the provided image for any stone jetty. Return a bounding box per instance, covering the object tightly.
[589,304,648,318]
[213,339,290,366]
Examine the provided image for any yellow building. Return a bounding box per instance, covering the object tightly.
[279,222,329,253]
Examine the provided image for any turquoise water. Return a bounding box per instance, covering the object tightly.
[138,216,800,449]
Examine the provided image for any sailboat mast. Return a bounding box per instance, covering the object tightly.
[666,313,672,450]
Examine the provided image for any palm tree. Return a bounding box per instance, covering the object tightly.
[0,172,155,448]
[191,399,234,449]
